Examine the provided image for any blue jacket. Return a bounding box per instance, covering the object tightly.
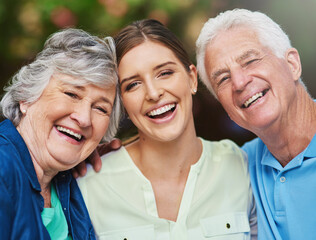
[0,119,96,239]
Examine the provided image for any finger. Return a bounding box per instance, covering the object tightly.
[97,139,122,156]
[72,168,79,179]
[89,150,102,172]
[109,138,122,150]
[75,161,87,177]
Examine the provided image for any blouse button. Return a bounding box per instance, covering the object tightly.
[226,223,231,229]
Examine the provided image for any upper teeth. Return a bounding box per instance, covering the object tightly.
[57,126,82,140]
[148,104,175,117]
[243,92,263,108]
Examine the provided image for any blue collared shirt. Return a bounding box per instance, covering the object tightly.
[0,119,95,239]
[243,135,316,240]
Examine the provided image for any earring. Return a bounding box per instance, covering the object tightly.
[193,89,197,94]
[21,109,26,114]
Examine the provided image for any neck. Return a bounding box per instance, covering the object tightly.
[31,154,58,207]
[126,118,202,221]
[127,120,202,181]
[16,123,57,207]
[17,120,58,187]
[257,88,316,166]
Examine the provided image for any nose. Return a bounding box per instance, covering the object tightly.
[145,80,164,101]
[231,69,251,92]
[70,102,92,128]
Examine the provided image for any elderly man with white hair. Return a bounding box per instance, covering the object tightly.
[196,8,316,240]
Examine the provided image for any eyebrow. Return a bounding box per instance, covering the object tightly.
[72,85,113,107]
[119,74,139,86]
[99,96,113,107]
[153,61,176,70]
[119,61,177,86]
[211,49,261,81]
[211,68,229,82]
[236,49,261,63]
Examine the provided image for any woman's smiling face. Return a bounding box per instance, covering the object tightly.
[118,41,197,142]
[18,73,116,171]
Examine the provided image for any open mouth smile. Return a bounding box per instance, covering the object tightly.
[147,103,176,119]
[242,89,269,108]
[56,126,83,142]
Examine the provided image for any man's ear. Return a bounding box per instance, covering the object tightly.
[286,48,302,82]
[188,64,198,94]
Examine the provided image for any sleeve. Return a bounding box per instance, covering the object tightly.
[249,194,258,239]
[0,176,14,239]
[241,146,258,239]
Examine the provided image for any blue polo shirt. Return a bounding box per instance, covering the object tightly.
[243,135,316,240]
[0,119,96,239]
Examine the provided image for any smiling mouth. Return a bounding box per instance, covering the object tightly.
[147,103,176,119]
[56,126,83,142]
[242,89,269,108]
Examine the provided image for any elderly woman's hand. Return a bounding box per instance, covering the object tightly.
[72,138,122,178]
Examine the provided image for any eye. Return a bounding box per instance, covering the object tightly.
[125,81,140,91]
[246,58,259,66]
[96,107,108,114]
[65,91,79,99]
[94,104,111,115]
[218,76,230,86]
[158,70,174,78]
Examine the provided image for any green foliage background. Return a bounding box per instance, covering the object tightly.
[1,0,316,144]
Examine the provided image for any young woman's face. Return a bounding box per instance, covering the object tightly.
[119,41,198,142]
[18,73,116,171]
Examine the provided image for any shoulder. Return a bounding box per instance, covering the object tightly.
[201,138,248,172]
[92,146,129,176]
[242,137,265,156]
[202,138,245,159]
[0,136,19,177]
[77,147,129,185]
[0,138,24,203]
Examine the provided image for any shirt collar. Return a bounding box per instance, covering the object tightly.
[261,133,316,171]
[1,119,41,191]
[303,133,316,158]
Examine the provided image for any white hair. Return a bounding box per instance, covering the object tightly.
[1,28,122,141]
[196,8,292,96]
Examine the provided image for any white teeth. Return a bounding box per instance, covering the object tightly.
[56,126,82,140]
[148,104,175,117]
[243,92,263,108]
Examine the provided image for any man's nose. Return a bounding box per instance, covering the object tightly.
[231,69,251,92]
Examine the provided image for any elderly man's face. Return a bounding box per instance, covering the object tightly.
[204,26,301,134]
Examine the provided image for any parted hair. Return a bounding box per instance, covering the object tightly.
[114,19,192,72]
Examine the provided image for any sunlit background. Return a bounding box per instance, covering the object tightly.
[1,0,316,146]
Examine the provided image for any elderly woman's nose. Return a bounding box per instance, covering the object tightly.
[70,103,92,127]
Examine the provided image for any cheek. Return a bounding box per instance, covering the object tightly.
[122,95,141,116]
[217,90,232,106]
[93,118,111,139]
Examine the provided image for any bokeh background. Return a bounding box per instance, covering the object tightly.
[1,0,316,146]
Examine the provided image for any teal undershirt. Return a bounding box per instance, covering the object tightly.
[41,184,72,240]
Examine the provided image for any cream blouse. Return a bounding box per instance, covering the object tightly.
[78,138,257,240]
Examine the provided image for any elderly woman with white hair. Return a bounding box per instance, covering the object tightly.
[0,28,121,239]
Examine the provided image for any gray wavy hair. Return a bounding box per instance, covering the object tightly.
[196,8,295,97]
[0,28,122,141]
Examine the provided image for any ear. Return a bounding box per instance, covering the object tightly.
[285,48,302,82]
[188,64,198,94]
[19,101,29,114]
